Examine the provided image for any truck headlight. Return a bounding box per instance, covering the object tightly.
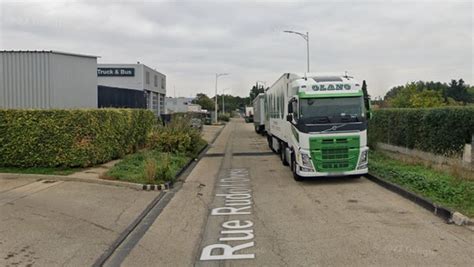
[359,150,368,164]
[301,152,313,168]
[358,150,368,169]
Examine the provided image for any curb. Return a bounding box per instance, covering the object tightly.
[366,173,473,226]
[141,182,172,191]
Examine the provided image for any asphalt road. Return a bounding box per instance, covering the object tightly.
[121,118,474,266]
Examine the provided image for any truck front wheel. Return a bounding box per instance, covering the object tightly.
[291,154,303,182]
[280,143,288,166]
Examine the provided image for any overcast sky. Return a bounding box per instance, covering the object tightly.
[1,0,472,98]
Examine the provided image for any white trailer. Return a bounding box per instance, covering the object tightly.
[252,93,265,133]
[265,73,371,180]
[244,106,254,123]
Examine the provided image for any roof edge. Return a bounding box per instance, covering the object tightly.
[0,50,99,58]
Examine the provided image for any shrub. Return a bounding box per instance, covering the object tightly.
[218,113,230,122]
[147,116,206,157]
[106,150,189,184]
[369,107,474,156]
[0,109,155,168]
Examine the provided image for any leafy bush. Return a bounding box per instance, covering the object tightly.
[218,114,230,122]
[105,150,189,184]
[0,109,155,168]
[147,116,206,157]
[369,107,474,156]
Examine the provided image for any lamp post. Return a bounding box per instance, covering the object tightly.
[283,30,310,73]
[222,88,230,115]
[214,73,229,123]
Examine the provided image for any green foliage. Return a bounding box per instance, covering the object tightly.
[106,150,189,184]
[0,109,155,168]
[369,107,474,156]
[147,115,206,157]
[468,86,474,102]
[192,93,215,111]
[249,85,265,101]
[388,83,446,108]
[216,94,250,113]
[384,80,472,107]
[369,151,474,217]
[218,113,230,122]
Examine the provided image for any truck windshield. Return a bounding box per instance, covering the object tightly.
[299,97,364,124]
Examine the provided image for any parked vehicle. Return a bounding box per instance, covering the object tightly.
[252,93,265,133]
[264,73,371,180]
[244,107,254,123]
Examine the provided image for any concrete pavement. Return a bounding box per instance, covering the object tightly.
[0,179,157,266]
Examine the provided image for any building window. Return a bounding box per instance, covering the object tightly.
[154,75,158,87]
[146,71,150,85]
[160,93,165,114]
[161,78,165,89]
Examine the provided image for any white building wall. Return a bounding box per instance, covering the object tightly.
[165,97,195,113]
[142,64,166,95]
[0,51,97,109]
[50,53,97,108]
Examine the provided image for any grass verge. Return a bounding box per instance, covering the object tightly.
[369,150,474,217]
[0,166,81,176]
[104,150,191,185]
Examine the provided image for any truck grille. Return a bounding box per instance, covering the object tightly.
[310,136,360,172]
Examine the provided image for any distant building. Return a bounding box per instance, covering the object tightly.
[0,50,98,109]
[97,63,166,116]
[165,97,202,113]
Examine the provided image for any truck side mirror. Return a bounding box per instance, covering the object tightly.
[288,102,293,113]
[286,114,293,122]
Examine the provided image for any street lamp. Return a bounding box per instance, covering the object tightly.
[214,73,229,123]
[222,88,230,115]
[283,30,310,73]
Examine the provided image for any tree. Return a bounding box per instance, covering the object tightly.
[192,93,214,111]
[445,79,470,103]
[249,84,265,102]
[409,90,445,108]
[384,79,473,108]
[468,86,474,103]
[388,83,418,108]
[216,94,250,113]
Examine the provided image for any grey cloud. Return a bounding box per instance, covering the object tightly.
[0,0,472,98]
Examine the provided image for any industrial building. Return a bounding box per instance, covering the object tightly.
[165,97,202,113]
[98,63,166,116]
[0,50,98,109]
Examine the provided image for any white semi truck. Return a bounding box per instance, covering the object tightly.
[252,93,265,133]
[264,73,371,180]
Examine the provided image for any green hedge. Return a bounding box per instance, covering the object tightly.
[369,107,474,156]
[0,109,155,168]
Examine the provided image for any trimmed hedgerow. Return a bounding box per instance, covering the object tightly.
[0,109,155,168]
[368,107,474,156]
